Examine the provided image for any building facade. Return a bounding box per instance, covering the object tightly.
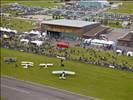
[117,31,133,47]
[41,19,108,40]
[78,0,110,9]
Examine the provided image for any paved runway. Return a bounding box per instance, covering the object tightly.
[1,76,95,100]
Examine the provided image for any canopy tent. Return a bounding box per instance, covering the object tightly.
[0,27,17,33]
[23,32,28,34]
[56,41,69,49]
[0,27,9,32]
[29,30,41,35]
[3,34,9,38]
[42,32,47,37]
[0,27,6,31]
[83,39,116,47]
[127,51,133,56]
[111,4,119,9]
[20,39,29,43]
[28,30,42,38]
[0,27,4,31]
[116,50,122,55]
[31,40,43,46]
[6,28,12,33]
[12,30,17,33]
[91,39,115,46]
[83,39,92,44]
[122,21,129,28]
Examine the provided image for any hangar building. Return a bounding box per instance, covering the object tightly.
[41,19,108,40]
[117,31,133,47]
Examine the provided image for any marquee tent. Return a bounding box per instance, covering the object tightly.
[116,50,122,55]
[31,40,43,46]
[29,30,41,35]
[83,39,116,47]
[20,39,29,43]
[0,27,17,33]
[127,51,133,56]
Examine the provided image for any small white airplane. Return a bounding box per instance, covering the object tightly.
[56,56,66,60]
[21,61,34,64]
[21,61,34,68]
[39,63,53,68]
[52,70,75,80]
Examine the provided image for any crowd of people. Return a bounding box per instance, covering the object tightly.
[1,31,133,72]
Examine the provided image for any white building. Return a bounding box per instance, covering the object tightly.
[78,0,110,9]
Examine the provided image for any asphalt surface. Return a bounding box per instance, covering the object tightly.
[105,28,130,41]
[1,76,95,100]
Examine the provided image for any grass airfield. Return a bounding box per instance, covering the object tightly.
[107,1,133,14]
[1,48,133,100]
[1,0,62,8]
[0,17,35,32]
[1,1,133,100]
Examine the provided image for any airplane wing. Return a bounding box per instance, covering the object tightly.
[47,64,53,66]
[21,63,33,66]
[63,71,75,75]
[52,70,75,75]
[39,64,53,67]
[21,61,33,64]
[56,56,66,60]
[52,71,63,74]
[21,61,29,63]
[39,64,46,66]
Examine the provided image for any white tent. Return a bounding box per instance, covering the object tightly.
[24,32,28,34]
[122,21,129,28]
[111,4,118,9]
[6,28,12,33]
[3,28,8,32]
[3,34,9,38]
[34,31,41,35]
[20,39,29,43]
[29,30,35,34]
[12,30,17,33]
[0,27,4,31]
[31,40,43,46]
[83,39,92,44]
[29,30,41,35]
[0,27,7,32]
[85,39,116,46]
[116,50,122,55]
[42,32,47,37]
[127,51,133,57]
[0,27,17,33]
[98,0,110,7]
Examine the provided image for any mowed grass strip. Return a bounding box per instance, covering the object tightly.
[1,48,133,100]
[107,1,133,14]
[1,0,62,8]
[0,17,35,32]
[51,47,133,68]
